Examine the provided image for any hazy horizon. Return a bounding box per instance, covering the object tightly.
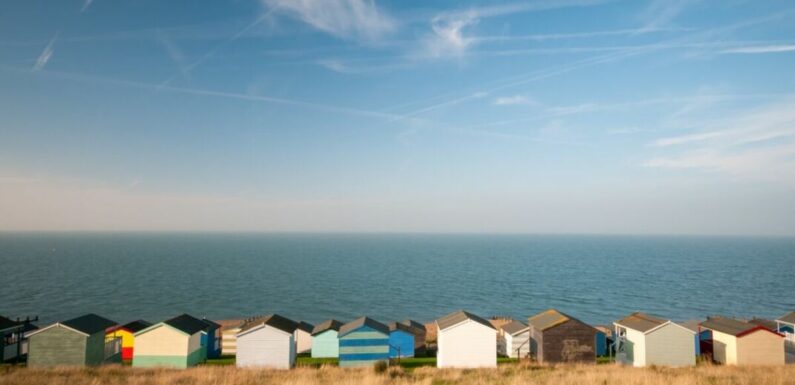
[2,0,795,236]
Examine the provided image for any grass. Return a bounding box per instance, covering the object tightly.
[3,363,795,385]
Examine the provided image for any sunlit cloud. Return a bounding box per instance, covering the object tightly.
[493,95,538,106]
[262,0,395,42]
[719,45,795,54]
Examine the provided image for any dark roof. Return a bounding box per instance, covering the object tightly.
[201,318,221,330]
[501,320,529,335]
[613,312,668,333]
[163,314,208,335]
[239,314,299,334]
[679,320,703,333]
[312,319,343,335]
[748,318,778,331]
[777,311,795,324]
[400,319,426,332]
[528,309,578,332]
[436,310,495,331]
[388,321,415,334]
[121,320,152,333]
[339,317,389,337]
[296,321,314,333]
[0,315,21,331]
[62,314,117,335]
[700,316,772,337]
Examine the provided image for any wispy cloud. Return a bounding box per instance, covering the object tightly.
[719,44,795,54]
[156,30,189,79]
[80,0,93,13]
[638,0,699,31]
[262,0,395,42]
[32,33,58,71]
[493,95,538,106]
[423,11,480,57]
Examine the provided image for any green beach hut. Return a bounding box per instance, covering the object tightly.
[311,319,343,358]
[27,314,120,367]
[132,314,207,369]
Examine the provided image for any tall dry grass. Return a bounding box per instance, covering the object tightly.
[2,363,795,385]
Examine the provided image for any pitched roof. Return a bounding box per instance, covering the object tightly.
[594,325,613,337]
[120,320,152,333]
[201,318,221,330]
[614,312,668,333]
[296,321,314,333]
[700,316,776,337]
[312,319,343,335]
[528,309,577,332]
[163,314,208,335]
[436,310,495,331]
[400,319,426,332]
[62,314,117,335]
[216,318,246,331]
[748,318,777,331]
[0,315,20,331]
[239,314,298,334]
[679,320,703,333]
[388,321,415,334]
[339,317,389,337]
[777,311,795,324]
[501,320,529,335]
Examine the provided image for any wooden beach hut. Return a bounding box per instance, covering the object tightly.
[295,321,314,354]
[1,315,37,362]
[499,320,530,359]
[700,316,784,365]
[777,311,795,363]
[399,319,427,354]
[105,320,151,360]
[594,325,613,357]
[133,314,207,369]
[680,320,708,357]
[436,310,497,368]
[338,317,390,368]
[200,318,222,359]
[613,312,695,367]
[388,322,416,358]
[311,319,342,358]
[27,314,121,367]
[236,314,298,369]
[217,319,245,356]
[527,309,596,364]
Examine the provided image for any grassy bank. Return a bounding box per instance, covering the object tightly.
[3,364,795,385]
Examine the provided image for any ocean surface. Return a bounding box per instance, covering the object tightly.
[1,233,793,327]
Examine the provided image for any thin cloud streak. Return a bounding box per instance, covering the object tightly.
[80,0,93,12]
[262,0,396,42]
[32,33,58,72]
[719,44,795,54]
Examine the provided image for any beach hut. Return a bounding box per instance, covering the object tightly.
[775,312,794,335]
[311,319,342,358]
[217,319,245,356]
[27,314,120,367]
[200,318,222,359]
[594,325,613,357]
[0,315,37,362]
[295,321,314,354]
[399,319,427,354]
[613,312,695,367]
[700,316,784,365]
[388,322,416,358]
[436,310,497,368]
[338,317,390,368]
[235,314,298,369]
[105,320,151,360]
[680,320,708,357]
[500,320,530,359]
[133,314,207,369]
[527,309,596,364]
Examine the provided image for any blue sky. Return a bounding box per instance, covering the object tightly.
[1,0,794,235]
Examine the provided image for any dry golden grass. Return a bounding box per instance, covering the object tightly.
[2,363,795,385]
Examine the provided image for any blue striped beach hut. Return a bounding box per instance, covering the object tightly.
[338,317,389,368]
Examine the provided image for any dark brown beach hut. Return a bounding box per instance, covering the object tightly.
[527,309,597,364]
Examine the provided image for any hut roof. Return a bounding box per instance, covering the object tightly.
[700,316,778,337]
[339,317,389,337]
[777,311,795,324]
[120,320,152,333]
[163,314,208,335]
[679,320,703,333]
[0,315,20,331]
[61,314,117,335]
[239,314,299,335]
[614,312,668,333]
[748,318,778,331]
[400,319,426,332]
[201,319,221,330]
[215,319,246,331]
[501,320,529,335]
[436,310,494,331]
[528,309,583,332]
[312,319,343,335]
[594,325,613,337]
[296,321,314,333]
[388,321,415,334]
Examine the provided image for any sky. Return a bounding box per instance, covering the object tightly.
[1,0,795,235]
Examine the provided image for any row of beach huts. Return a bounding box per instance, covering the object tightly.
[2,309,794,369]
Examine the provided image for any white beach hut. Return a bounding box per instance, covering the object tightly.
[613,312,695,367]
[500,320,530,359]
[235,314,298,369]
[294,321,313,354]
[436,310,497,368]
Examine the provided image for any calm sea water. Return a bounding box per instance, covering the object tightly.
[1,233,793,326]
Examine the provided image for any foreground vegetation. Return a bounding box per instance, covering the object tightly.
[3,363,795,385]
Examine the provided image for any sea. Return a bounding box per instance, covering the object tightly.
[1,233,793,326]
